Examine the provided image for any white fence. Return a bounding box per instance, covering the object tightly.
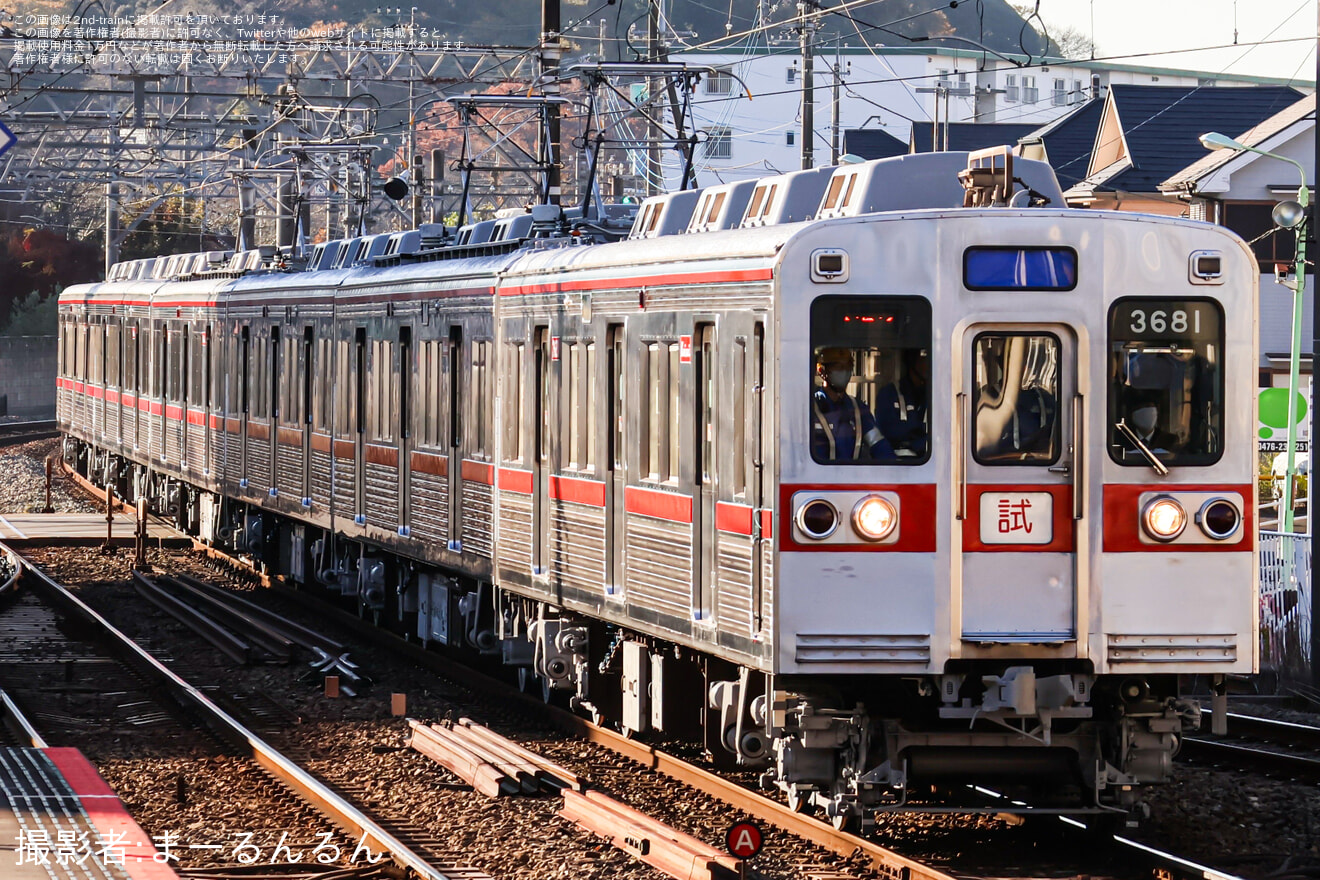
[1259,530,1312,684]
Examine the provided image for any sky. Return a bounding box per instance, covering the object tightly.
[1033,0,1316,83]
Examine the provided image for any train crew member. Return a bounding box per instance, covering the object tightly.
[811,347,886,461]
[1124,394,1178,456]
[875,347,930,458]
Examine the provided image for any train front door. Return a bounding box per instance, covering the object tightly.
[957,325,1081,645]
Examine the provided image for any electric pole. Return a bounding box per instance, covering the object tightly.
[798,1,819,170]
[542,0,562,206]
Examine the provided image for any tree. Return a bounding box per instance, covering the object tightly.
[0,229,101,333]
[1011,4,1096,59]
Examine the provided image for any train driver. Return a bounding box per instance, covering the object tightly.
[811,348,886,461]
[875,347,930,458]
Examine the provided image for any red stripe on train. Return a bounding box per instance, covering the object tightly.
[502,267,774,297]
[1102,483,1254,552]
[498,468,533,494]
[624,486,693,524]
[463,460,495,485]
[550,474,606,507]
[778,483,937,553]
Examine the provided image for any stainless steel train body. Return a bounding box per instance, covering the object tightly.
[58,151,1259,828]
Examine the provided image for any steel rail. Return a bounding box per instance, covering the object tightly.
[2,540,467,880]
[268,581,964,880]
[0,688,47,748]
[1199,708,1320,748]
[270,575,1255,880]
[1179,736,1320,780]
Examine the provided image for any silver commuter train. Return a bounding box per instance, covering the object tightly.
[57,148,1258,829]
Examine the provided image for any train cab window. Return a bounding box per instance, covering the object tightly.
[1108,298,1223,467]
[972,333,1060,465]
[809,296,931,464]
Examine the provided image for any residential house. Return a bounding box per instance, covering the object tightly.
[1157,94,1315,417]
[1059,85,1304,213]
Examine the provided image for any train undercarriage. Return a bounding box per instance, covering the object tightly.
[67,437,1202,832]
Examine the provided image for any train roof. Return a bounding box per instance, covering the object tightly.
[65,147,1097,307]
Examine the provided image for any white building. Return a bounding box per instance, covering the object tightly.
[662,44,1299,187]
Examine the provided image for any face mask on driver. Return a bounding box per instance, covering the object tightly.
[1131,405,1158,436]
[826,368,852,391]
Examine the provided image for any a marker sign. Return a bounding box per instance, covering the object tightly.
[725,821,763,860]
[0,119,14,159]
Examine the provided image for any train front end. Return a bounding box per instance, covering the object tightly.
[770,205,1258,828]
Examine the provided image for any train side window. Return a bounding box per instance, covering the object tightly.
[567,342,582,469]
[189,327,203,406]
[449,327,462,449]
[1107,298,1223,467]
[608,325,624,471]
[644,343,660,480]
[972,333,1061,466]
[809,296,932,464]
[106,322,120,387]
[473,339,490,460]
[503,341,523,462]
[732,337,747,498]
[584,342,596,471]
[334,337,350,434]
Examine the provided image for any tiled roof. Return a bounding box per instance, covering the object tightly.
[909,122,1040,154]
[841,128,908,161]
[1162,93,1314,191]
[1072,84,1304,195]
[1017,99,1105,190]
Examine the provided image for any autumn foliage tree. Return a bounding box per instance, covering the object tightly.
[0,229,101,332]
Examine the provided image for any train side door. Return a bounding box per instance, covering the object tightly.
[605,323,625,594]
[693,323,716,622]
[398,326,412,532]
[301,327,314,505]
[446,326,463,550]
[532,326,550,575]
[354,327,367,523]
[957,325,1080,644]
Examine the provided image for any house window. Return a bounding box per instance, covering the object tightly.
[705,126,732,159]
[936,68,952,88]
[1052,78,1067,106]
[786,130,795,146]
[1022,75,1039,104]
[1072,79,1084,101]
[1005,74,1019,102]
[786,65,797,83]
[705,68,733,95]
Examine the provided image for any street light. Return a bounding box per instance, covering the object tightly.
[1200,131,1310,532]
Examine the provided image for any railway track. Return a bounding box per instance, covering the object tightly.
[0,420,58,448]
[0,544,491,879]
[1181,710,1320,781]
[219,550,1256,880]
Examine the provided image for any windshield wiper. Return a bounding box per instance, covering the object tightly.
[1116,419,1169,476]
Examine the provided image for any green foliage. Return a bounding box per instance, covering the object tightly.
[1,291,58,336]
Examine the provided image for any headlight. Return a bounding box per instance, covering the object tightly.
[851,495,897,541]
[795,499,839,540]
[1197,498,1241,540]
[1141,496,1187,542]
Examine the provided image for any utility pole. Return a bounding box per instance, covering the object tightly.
[1310,0,1319,691]
[647,1,662,195]
[797,1,819,170]
[542,0,562,206]
[829,39,849,164]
